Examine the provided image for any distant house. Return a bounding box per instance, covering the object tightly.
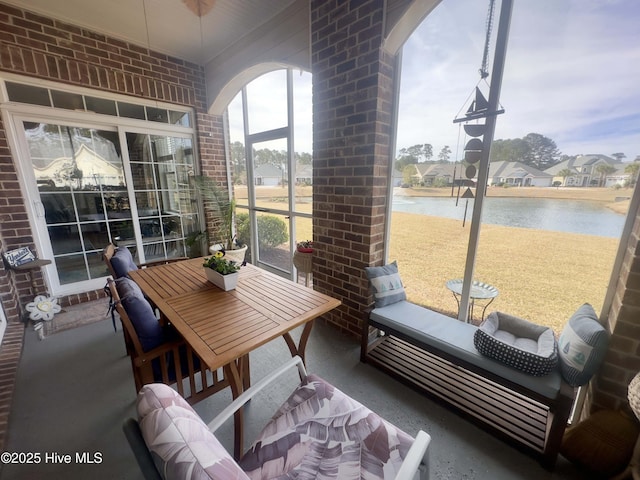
[408,163,457,186]
[544,154,621,187]
[295,164,312,185]
[487,161,552,187]
[254,164,284,186]
[603,165,632,188]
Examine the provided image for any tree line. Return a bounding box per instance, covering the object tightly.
[395,132,629,172]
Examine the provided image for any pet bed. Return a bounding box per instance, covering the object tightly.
[474,311,558,376]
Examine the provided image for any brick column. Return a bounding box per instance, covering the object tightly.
[311,0,398,336]
[587,208,640,414]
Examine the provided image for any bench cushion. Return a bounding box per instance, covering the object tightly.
[369,301,562,399]
[474,311,558,376]
[239,374,415,480]
[137,383,249,480]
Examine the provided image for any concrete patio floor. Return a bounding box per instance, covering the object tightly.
[0,299,588,479]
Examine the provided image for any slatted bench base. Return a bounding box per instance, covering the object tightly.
[365,334,570,468]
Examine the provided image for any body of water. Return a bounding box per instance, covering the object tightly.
[392,196,626,238]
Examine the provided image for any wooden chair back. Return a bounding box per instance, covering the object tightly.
[103,243,189,279]
[106,278,229,404]
[102,243,118,278]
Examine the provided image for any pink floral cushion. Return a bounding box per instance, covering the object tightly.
[238,374,415,480]
[137,383,249,480]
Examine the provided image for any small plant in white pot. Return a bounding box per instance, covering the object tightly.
[202,251,241,291]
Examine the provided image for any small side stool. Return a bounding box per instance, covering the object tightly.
[293,250,312,287]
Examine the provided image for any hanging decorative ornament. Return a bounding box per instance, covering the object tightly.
[452,0,506,222]
[448,0,514,322]
[26,295,62,340]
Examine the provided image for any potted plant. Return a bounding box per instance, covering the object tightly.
[202,251,241,291]
[296,240,314,253]
[192,175,248,263]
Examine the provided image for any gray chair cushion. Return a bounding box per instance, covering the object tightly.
[558,303,609,387]
[474,311,558,376]
[111,247,139,278]
[116,277,164,352]
[364,261,406,308]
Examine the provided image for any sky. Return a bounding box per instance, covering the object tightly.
[229,0,640,163]
[397,0,640,162]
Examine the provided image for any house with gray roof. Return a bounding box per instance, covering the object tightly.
[544,154,620,187]
[254,164,284,186]
[487,161,552,187]
[407,162,457,186]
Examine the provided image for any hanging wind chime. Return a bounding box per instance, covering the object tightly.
[452,0,514,322]
[453,0,505,227]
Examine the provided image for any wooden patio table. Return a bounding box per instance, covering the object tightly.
[128,257,341,458]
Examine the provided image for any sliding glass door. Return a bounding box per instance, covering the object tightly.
[16,119,200,296]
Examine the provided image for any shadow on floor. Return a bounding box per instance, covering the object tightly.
[1,308,587,479]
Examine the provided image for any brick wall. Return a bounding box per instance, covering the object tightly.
[310,0,397,336]
[587,209,640,414]
[0,1,226,319]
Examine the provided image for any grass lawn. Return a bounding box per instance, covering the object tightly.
[389,212,618,333]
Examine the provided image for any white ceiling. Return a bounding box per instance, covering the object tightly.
[5,0,297,65]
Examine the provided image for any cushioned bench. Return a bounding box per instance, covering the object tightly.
[361,300,576,469]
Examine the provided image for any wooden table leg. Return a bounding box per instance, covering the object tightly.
[240,354,251,391]
[223,361,244,460]
[282,320,314,365]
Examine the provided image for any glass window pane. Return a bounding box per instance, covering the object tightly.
[136,191,159,216]
[109,220,135,243]
[130,162,156,190]
[85,96,117,116]
[162,216,181,238]
[75,192,104,221]
[227,93,247,189]
[246,70,287,134]
[6,82,50,106]
[87,251,109,279]
[146,107,168,123]
[118,102,145,119]
[143,242,165,261]
[256,212,291,272]
[140,218,162,240]
[166,239,186,258]
[169,110,191,127]
[104,191,131,219]
[51,90,84,110]
[56,254,89,284]
[252,138,288,210]
[49,224,82,255]
[81,222,108,251]
[41,193,77,224]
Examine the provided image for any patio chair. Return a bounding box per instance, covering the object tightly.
[123,356,431,480]
[102,243,188,279]
[107,277,231,405]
